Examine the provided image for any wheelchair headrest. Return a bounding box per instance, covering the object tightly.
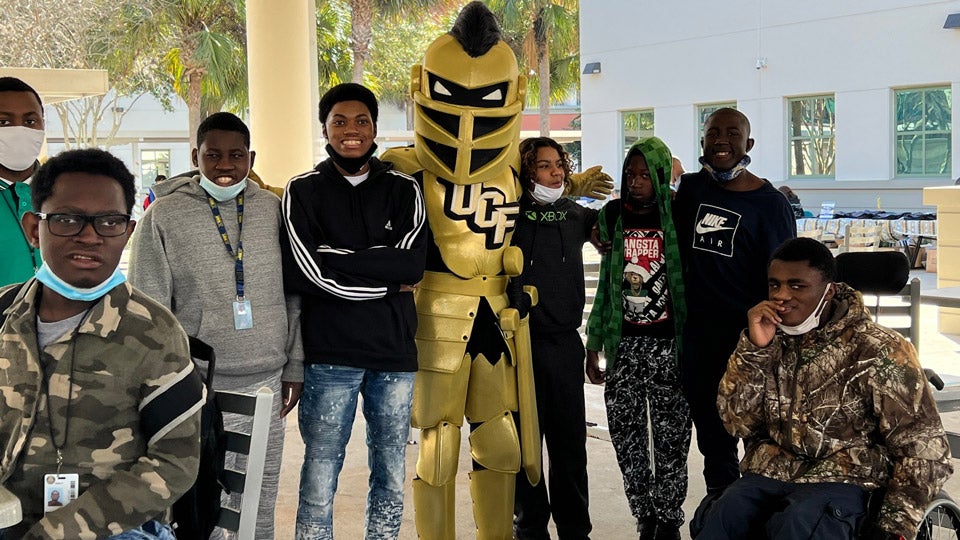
[835,251,909,294]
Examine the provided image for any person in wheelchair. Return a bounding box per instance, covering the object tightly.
[698,237,953,540]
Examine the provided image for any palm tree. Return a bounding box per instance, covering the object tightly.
[347,0,458,83]
[317,1,353,90]
[484,0,579,136]
[157,0,248,148]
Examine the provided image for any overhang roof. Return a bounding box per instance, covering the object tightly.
[0,67,109,104]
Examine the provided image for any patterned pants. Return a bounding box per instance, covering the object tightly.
[604,336,692,527]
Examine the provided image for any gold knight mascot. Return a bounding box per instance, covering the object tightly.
[382,3,611,538]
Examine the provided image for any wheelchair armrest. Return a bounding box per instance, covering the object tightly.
[0,485,22,528]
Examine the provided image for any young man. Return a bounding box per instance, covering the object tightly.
[0,77,45,286]
[1,148,203,539]
[699,238,952,540]
[281,83,426,540]
[586,137,690,540]
[674,108,796,501]
[511,137,596,539]
[128,112,303,540]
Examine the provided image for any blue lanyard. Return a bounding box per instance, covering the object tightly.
[207,194,245,300]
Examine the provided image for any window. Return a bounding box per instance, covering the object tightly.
[895,86,952,177]
[140,150,171,185]
[621,110,654,157]
[787,95,836,177]
[697,102,737,148]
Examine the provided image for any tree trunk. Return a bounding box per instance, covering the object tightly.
[188,68,204,149]
[536,16,550,137]
[350,0,374,83]
[790,100,805,176]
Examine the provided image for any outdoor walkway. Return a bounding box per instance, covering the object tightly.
[270,268,960,539]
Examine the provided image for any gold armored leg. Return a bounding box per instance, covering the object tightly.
[413,477,456,539]
[469,469,515,540]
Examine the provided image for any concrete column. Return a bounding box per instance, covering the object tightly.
[923,186,960,333]
[246,0,316,187]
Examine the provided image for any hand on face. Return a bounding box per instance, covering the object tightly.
[747,300,785,347]
[763,259,836,340]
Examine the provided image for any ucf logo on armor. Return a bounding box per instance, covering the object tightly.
[442,179,519,249]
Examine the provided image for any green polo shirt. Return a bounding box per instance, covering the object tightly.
[0,179,40,287]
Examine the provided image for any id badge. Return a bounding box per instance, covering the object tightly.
[233,300,253,330]
[43,473,78,513]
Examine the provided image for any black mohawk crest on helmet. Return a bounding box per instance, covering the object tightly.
[449,1,502,58]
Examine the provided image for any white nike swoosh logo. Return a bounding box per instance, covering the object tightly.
[695,223,735,234]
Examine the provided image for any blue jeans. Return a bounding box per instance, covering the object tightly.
[107,520,177,539]
[295,364,414,540]
[3,520,174,540]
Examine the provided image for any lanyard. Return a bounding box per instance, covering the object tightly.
[207,194,245,300]
[38,309,90,474]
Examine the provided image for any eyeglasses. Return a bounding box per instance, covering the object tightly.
[36,213,132,237]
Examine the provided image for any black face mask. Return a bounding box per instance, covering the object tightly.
[326,142,378,175]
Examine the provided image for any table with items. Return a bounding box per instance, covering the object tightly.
[796,217,937,262]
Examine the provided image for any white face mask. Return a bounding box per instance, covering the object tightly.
[777,284,833,336]
[199,174,247,202]
[0,126,45,172]
[530,183,564,205]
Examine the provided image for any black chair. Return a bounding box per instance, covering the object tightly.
[835,251,921,351]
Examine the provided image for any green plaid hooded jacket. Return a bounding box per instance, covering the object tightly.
[585,137,686,365]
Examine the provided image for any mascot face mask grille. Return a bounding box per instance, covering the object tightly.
[412,32,525,185]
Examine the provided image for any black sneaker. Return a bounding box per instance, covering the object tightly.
[654,522,680,540]
[637,516,658,539]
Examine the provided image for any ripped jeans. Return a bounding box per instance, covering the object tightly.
[295,363,414,540]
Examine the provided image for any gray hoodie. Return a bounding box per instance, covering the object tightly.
[128,174,303,381]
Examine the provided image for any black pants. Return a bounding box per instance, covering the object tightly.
[697,473,867,539]
[680,316,744,492]
[514,330,592,539]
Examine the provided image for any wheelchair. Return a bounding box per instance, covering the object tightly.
[914,369,960,540]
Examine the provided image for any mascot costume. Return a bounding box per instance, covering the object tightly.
[382,3,611,537]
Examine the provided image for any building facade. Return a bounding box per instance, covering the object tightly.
[580,0,960,212]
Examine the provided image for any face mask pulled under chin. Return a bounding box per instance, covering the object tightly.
[699,154,751,184]
[777,284,833,336]
[0,126,45,172]
[326,143,378,175]
[35,262,126,302]
[530,183,564,205]
[199,174,247,202]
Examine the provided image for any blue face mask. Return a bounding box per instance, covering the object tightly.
[199,175,247,202]
[699,155,751,184]
[35,262,126,302]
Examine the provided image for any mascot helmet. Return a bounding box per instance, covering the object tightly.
[412,1,526,185]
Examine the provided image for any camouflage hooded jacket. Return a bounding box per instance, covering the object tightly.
[718,283,952,537]
[0,280,203,539]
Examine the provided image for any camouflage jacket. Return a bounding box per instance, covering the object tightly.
[718,283,952,537]
[0,280,203,539]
